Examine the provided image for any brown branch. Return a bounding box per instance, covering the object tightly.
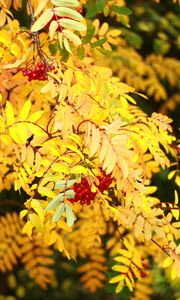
[0,200,24,208]
[27,0,50,71]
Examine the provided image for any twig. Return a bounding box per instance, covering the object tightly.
[27,0,50,71]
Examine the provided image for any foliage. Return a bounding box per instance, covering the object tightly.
[0,0,179,299]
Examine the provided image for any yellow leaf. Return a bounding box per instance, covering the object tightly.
[9,127,22,144]
[0,115,5,133]
[34,0,49,17]
[168,170,176,180]
[99,22,109,36]
[90,124,100,157]
[29,213,42,230]
[63,29,82,45]
[49,20,59,40]
[112,265,128,273]
[125,276,133,291]
[10,43,22,58]
[110,275,125,284]
[22,221,33,238]
[29,110,44,122]
[71,165,87,175]
[144,221,152,241]
[18,100,31,121]
[5,102,15,125]
[0,10,6,27]
[55,7,83,21]
[59,18,86,32]
[66,144,84,160]
[63,37,72,53]
[31,9,53,32]
[163,257,172,268]
[135,215,144,238]
[57,236,64,252]
[114,256,130,266]
[38,187,56,199]
[31,199,44,223]
[174,190,178,205]
[20,209,28,219]
[108,29,121,37]
[115,281,124,293]
[171,267,177,280]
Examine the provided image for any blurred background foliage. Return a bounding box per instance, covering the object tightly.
[0,0,179,299]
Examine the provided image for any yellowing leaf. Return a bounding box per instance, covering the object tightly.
[31,199,44,223]
[66,144,84,160]
[71,165,87,175]
[55,7,83,21]
[59,18,86,31]
[34,0,49,17]
[31,9,53,32]
[52,203,65,222]
[63,37,72,53]
[51,0,79,7]
[49,20,59,40]
[38,187,56,198]
[63,29,82,45]
[65,203,75,227]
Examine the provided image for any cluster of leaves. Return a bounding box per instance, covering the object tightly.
[0,0,179,299]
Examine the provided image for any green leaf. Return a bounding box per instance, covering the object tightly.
[96,0,106,10]
[59,18,86,31]
[31,9,53,32]
[54,179,76,189]
[82,25,95,44]
[52,203,65,222]
[65,204,75,227]
[86,4,101,18]
[153,38,170,55]
[48,43,59,55]
[122,30,143,49]
[112,6,132,16]
[77,46,85,59]
[65,189,75,199]
[46,193,64,210]
[91,38,107,48]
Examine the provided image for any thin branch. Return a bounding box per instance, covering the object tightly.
[27,0,50,70]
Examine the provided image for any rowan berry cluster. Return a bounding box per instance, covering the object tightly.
[69,170,113,205]
[19,63,55,81]
[97,171,113,193]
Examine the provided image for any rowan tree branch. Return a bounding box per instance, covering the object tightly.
[27,0,50,70]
